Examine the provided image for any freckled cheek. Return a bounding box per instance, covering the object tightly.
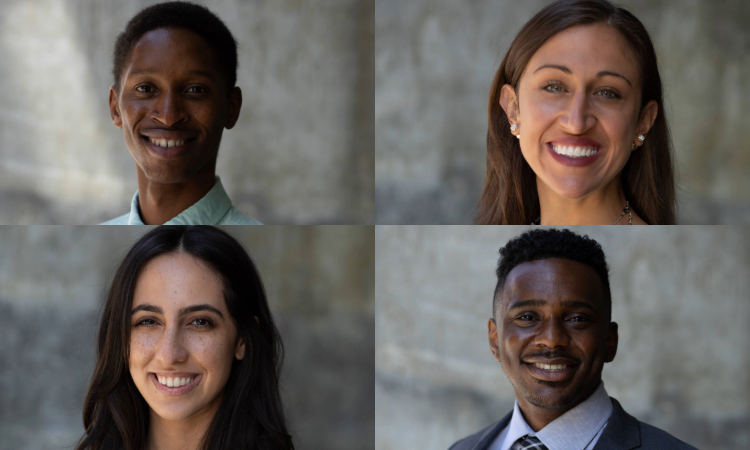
[129,334,158,369]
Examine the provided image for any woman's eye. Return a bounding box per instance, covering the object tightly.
[596,89,620,99]
[135,318,157,327]
[191,318,213,328]
[544,84,565,93]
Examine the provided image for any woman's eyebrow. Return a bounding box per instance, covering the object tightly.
[534,64,632,86]
[131,304,224,318]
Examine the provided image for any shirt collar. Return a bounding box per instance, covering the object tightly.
[503,381,613,450]
[127,176,234,225]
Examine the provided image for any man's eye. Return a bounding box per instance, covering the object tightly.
[518,315,536,321]
[135,85,155,93]
[568,316,588,323]
[186,86,206,93]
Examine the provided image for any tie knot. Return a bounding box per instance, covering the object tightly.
[517,434,549,450]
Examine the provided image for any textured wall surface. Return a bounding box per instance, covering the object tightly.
[0,226,375,450]
[0,0,374,224]
[375,0,750,224]
[375,225,750,449]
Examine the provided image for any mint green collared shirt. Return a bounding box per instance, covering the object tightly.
[100,177,262,225]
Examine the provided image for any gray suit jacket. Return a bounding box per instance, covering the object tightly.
[448,398,698,450]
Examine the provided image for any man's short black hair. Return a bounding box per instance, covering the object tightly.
[493,228,611,321]
[112,1,238,93]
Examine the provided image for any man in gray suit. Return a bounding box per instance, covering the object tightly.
[450,229,697,450]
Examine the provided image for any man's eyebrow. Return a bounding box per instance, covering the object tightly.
[507,299,598,314]
[533,64,632,86]
[131,304,224,318]
[126,68,216,80]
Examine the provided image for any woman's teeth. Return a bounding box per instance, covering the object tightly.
[534,363,567,371]
[551,144,598,158]
[148,137,186,148]
[157,375,193,387]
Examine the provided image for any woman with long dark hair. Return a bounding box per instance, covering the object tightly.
[476,0,676,225]
[76,226,293,450]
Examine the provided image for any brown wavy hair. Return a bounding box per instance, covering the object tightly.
[476,0,676,225]
[75,226,294,450]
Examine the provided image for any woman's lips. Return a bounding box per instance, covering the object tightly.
[150,373,201,396]
[546,142,603,167]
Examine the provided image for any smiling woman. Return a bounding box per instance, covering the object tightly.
[75,226,293,450]
[476,0,676,225]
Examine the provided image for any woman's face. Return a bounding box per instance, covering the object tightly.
[129,252,244,422]
[501,23,657,199]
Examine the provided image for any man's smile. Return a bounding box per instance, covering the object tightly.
[139,129,199,159]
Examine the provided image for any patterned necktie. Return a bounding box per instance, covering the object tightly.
[516,434,550,450]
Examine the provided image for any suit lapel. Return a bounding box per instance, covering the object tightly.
[472,411,513,450]
[593,398,641,450]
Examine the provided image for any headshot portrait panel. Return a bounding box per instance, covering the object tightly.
[375,225,750,449]
[0,0,374,225]
[375,0,750,225]
[0,225,374,450]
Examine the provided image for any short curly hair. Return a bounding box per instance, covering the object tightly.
[112,1,238,93]
[493,228,611,321]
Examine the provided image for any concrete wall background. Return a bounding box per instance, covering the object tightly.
[0,0,374,224]
[0,225,375,450]
[375,225,750,450]
[375,0,750,224]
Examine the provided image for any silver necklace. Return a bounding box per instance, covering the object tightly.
[532,200,631,225]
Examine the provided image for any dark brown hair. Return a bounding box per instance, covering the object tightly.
[76,226,293,450]
[476,0,676,225]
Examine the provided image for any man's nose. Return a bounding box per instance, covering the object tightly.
[533,317,570,349]
[151,90,188,127]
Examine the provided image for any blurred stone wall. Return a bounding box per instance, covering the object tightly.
[375,0,750,224]
[0,0,374,224]
[375,225,750,449]
[0,225,375,450]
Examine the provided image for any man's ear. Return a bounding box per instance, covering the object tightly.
[605,322,618,363]
[225,86,242,129]
[488,318,501,362]
[499,84,521,131]
[109,86,123,129]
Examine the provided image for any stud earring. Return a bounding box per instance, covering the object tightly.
[638,134,645,142]
[510,124,517,132]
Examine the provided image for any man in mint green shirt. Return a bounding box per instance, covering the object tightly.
[101,2,260,225]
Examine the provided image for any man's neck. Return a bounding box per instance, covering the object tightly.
[135,165,216,225]
[516,382,600,432]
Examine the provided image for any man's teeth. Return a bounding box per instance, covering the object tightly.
[157,375,193,387]
[534,363,567,371]
[148,137,186,148]
[551,144,598,158]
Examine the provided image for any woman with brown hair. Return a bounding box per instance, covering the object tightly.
[476,0,675,225]
[75,226,294,450]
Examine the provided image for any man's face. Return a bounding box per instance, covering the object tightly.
[109,27,241,184]
[489,258,617,412]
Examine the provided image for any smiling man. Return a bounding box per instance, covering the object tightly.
[449,229,696,450]
[101,2,261,225]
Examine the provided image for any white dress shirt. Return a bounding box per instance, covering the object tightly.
[489,381,613,450]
